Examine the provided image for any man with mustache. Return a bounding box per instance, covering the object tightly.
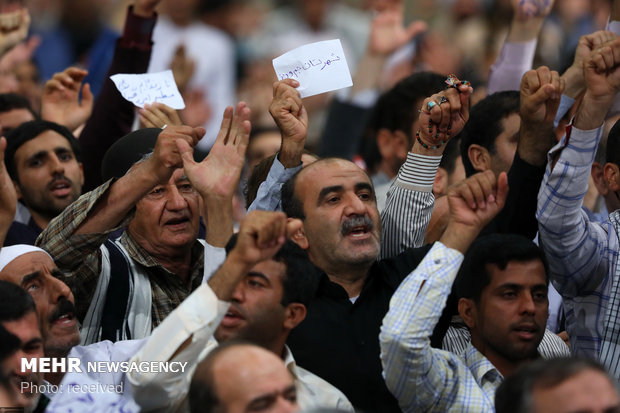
[3,120,83,246]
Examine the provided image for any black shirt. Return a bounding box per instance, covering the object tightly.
[287,245,432,413]
[4,217,42,246]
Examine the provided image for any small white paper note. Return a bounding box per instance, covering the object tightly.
[110,70,185,109]
[272,39,352,98]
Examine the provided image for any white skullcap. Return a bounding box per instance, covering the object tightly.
[0,245,53,272]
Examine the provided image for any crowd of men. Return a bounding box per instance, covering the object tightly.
[1,0,620,412]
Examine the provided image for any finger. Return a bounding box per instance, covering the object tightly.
[536,66,552,88]
[405,20,427,40]
[64,67,88,82]
[467,175,487,210]
[81,83,93,106]
[214,106,234,145]
[456,181,476,210]
[139,114,155,128]
[140,106,164,128]
[227,101,247,146]
[521,69,540,95]
[274,79,300,94]
[44,79,64,92]
[286,218,303,239]
[175,138,196,169]
[599,44,615,71]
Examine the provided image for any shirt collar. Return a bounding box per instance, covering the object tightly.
[462,343,504,386]
[119,231,204,273]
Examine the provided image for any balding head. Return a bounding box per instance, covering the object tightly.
[190,342,299,413]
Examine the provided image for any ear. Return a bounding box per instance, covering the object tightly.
[604,162,620,192]
[591,162,608,196]
[287,217,308,250]
[467,144,491,173]
[283,303,306,330]
[376,129,396,159]
[458,297,477,329]
[433,167,448,197]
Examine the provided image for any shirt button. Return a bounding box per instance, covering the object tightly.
[434,259,441,265]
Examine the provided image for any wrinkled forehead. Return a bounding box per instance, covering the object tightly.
[296,159,372,197]
[0,251,57,284]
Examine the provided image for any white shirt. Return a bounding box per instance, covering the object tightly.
[127,283,354,412]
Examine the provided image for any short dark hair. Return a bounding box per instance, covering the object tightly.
[439,136,461,174]
[0,280,36,323]
[0,93,37,118]
[5,120,81,182]
[454,233,548,303]
[189,339,256,413]
[245,150,318,209]
[607,117,620,166]
[225,236,319,307]
[495,357,612,413]
[459,91,520,177]
[360,72,446,174]
[281,167,306,220]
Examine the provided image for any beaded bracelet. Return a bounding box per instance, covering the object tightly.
[416,131,447,150]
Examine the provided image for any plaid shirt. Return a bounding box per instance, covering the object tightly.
[537,124,620,377]
[380,242,500,412]
[36,179,204,328]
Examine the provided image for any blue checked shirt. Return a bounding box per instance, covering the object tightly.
[380,242,502,412]
[537,124,620,375]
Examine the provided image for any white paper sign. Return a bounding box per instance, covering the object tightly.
[272,39,352,98]
[110,70,185,109]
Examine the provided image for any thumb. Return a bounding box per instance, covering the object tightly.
[175,138,196,168]
[286,218,303,238]
[81,83,93,105]
[495,172,509,210]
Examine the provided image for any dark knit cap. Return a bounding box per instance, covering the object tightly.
[5,120,80,181]
[101,128,161,182]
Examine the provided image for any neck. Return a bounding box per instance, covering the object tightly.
[471,335,535,378]
[326,268,368,298]
[152,251,192,281]
[29,210,51,231]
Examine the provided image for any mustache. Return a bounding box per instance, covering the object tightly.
[341,215,374,236]
[49,297,75,323]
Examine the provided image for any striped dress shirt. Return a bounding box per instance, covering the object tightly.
[380,242,500,412]
[537,124,620,377]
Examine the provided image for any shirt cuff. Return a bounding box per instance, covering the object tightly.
[118,5,156,50]
[608,20,620,35]
[395,152,441,192]
[273,153,303,177]
[550,124,602,167]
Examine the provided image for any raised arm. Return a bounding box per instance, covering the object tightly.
[177,102,251,247]
[538,37,620,296]
[248,79,308,212]
[380,78,472,258]
[79,0,160,192]
[487,0,554,94]
[128,211,300,411]
[41,67,94,133]
[381,170,508,411]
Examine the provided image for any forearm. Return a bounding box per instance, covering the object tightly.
[380,152,440,259]
[488,39,537,95]
[75,161,161,235]
[79,5,155,192]
[537,125,609,293]
[248,155,301,212]
[380,242,463,410]
[128,283,228,411]
[203,196,233,248]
